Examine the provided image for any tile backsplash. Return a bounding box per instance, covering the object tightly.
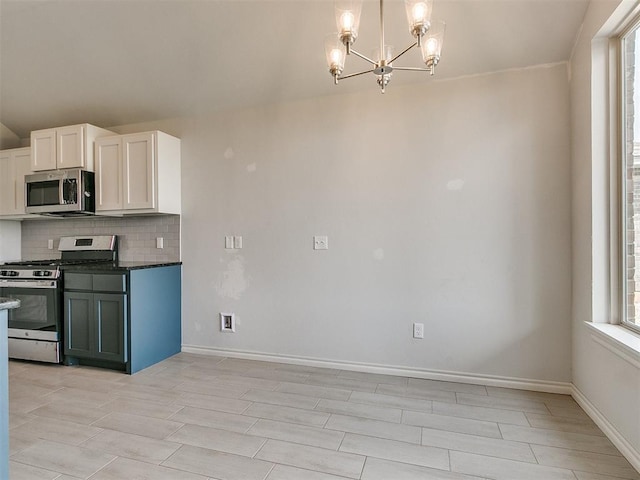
[21,215,180,263]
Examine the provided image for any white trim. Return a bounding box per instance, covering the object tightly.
[181,344,572,394]
[586,322,640,368]
[430,61,568,86]
[572,385,640,473]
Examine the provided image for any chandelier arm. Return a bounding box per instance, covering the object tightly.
[338,69,376,80]
[392,66,432,72]
[389,41,418,65]
[349,49,377,65]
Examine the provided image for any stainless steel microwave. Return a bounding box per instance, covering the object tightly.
[25,169,95,216]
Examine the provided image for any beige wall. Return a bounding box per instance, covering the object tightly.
[0,123,20,150]
[114,62,573,384]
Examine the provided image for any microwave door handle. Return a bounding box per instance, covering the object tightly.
[59,179,65,205]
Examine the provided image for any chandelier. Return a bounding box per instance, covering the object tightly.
[325,0,446,93]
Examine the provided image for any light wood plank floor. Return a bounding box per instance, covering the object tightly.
[7,353,640,480]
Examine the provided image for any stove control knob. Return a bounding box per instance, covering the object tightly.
[7,271,18,277]
[42,271,52,277]
[34,271,43,277]
[0,270,6,276]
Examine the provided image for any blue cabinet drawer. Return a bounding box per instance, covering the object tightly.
[65,273,126,293]
[93,274,126,293]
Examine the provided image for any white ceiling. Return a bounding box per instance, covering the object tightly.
[0,0,589,139]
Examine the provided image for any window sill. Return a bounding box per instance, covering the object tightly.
[585,322,640,368]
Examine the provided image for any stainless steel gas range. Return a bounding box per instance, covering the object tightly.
[0,235,117,363]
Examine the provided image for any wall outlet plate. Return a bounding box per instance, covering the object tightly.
[314,235,328,250]
[220,312,236,332]
[413,322,424,339]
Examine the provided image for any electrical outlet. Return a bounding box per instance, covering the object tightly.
[220,313,236,332]
[156,237,164,249]
[314,235,328,250]
[413,323,424,339]
[234,236,243,249]
[225,236,234,249]
[47,239,54,250]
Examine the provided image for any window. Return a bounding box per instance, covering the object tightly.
[620,18,640,333]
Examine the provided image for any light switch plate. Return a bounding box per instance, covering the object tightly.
[234,236,243,249]
[225,236,234,249]
[156,237,164,249]
[314,236,328,250]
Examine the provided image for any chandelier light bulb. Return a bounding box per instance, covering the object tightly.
[325,33,346,83]
[412,3,427,23]
[405,0,432,39]
[374,45,394,65]
[341,11,355,31]
[425,37,439,56]
[330,48,344,66]
[335,0,363,48]
[421,19,445,74]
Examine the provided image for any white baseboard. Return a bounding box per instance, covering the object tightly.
[181,344,572,394]
[572,385,640,473]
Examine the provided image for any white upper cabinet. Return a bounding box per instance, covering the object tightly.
[123,133,155,210]
[31,129,57,171]
[0,147,32,217]
[95,131,181,215]
[31,124,114,171]
[57,125,85,169]
[95,137,122,211]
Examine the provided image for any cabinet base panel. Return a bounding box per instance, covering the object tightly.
[63,356,126,373]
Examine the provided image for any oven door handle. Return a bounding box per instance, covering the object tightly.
[0,280,58,289]
[60,178,66,205]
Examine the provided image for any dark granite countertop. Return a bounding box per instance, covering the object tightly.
[0,298,20,311]
[62,261,182,273]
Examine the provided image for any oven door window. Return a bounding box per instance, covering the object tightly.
[1,288,59,331]
[62,178,78,205]
[27,180,61,207]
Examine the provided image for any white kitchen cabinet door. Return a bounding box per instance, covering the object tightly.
[93,130,179,215]
[0,151,11,215]
[0,148,31,216]
[31,124,113,171]
[11,149,31,214]
[95,137,123,211]
[123,133,155,210]
[56,124,85,169]
[31,129,57,171]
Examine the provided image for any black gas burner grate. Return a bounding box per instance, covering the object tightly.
[3,259,114,267]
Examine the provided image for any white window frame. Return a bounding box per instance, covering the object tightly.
[618,13,640,335]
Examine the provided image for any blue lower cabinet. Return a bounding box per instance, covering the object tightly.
[64,265,180,374]
[65,291,97,358]
[64,291,128,363]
